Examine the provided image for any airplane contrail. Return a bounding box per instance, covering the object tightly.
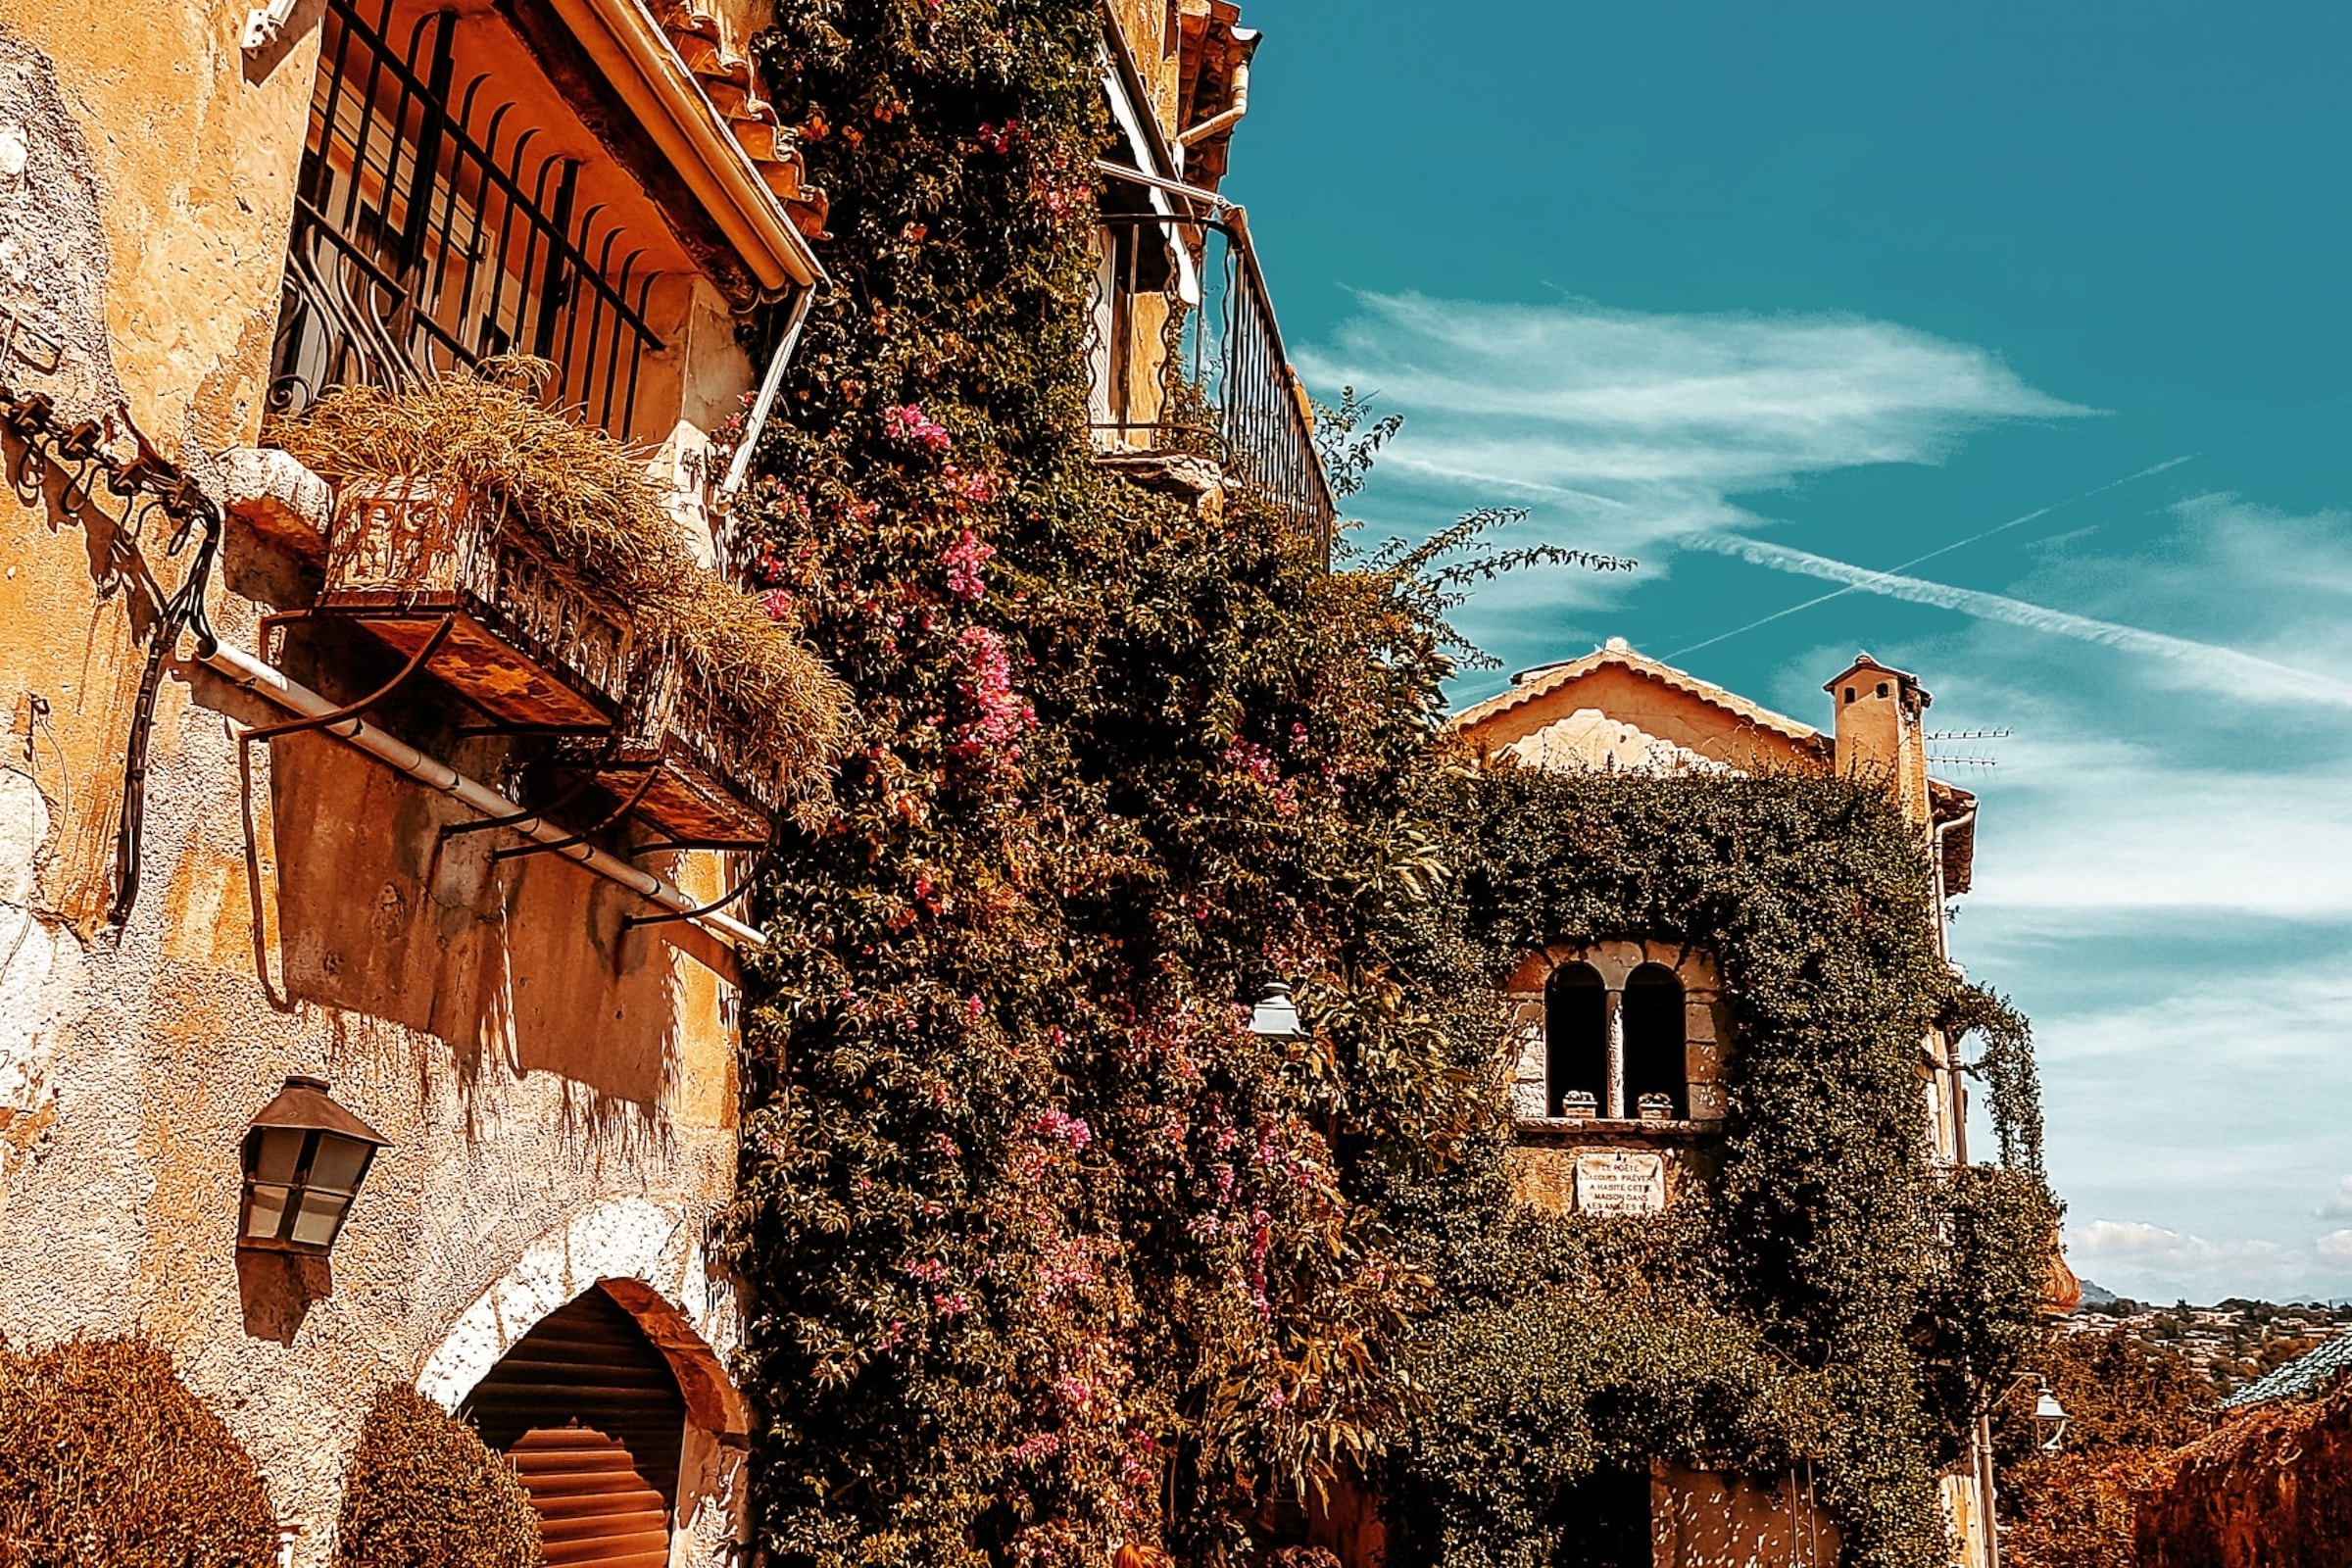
[1689,534,2352,710]
[1667,454,2197,659]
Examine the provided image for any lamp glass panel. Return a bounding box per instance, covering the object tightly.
[1250,996,1301,1037]
[244,1182,293,1240]
[306,1135,371,1196]
[288,1189,350,1249]
[248,1126,306,1185]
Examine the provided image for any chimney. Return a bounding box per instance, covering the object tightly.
[1825,654,1933,828]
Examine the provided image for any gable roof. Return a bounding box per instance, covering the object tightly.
[2222,1330,2352,1409]
[1450,640,1825,752]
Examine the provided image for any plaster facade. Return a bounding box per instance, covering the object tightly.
[0,1,790,1561]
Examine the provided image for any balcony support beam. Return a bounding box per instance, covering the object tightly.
[200,639,767,949]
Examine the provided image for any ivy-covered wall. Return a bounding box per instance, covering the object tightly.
[1375,770,2055,1568]
[722,6,2054,1568]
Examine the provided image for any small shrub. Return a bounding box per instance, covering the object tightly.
[332,1384,544,1568]
[0,1336,277,1568]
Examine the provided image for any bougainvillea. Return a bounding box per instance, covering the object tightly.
[722,6,2051,1568]
[725,5,1486,1565]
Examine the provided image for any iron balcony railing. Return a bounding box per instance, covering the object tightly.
[269,0,662,437]
[1086,200,1335,547]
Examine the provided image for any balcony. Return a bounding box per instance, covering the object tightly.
[246,0,846,850]
[1085,194,1336,549]
[269,0,824,442]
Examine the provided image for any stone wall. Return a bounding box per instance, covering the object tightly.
[0,7,749,1563]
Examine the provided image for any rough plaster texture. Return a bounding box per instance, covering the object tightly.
[1651,1465,1839,1568]
[0,12,753,1564]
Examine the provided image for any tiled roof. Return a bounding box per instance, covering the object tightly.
[657,2,830,241]
[2222,1330,2352,1409]
[1448,641,1824,751]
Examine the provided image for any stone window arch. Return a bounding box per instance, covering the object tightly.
[1504,942,1725,1125]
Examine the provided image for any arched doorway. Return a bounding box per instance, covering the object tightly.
[461,1286,687,1567]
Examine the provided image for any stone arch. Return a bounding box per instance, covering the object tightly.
[413,1198,752,1566]
[416,1197,746,1436]
[1503,941,1727,1124]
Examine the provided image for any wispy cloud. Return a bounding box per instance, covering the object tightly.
[1703,534,2352,710]
[1298,292,2091,554]
[2064,1219,2337,1301]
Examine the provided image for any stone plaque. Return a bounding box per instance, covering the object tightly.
[1573,1151,1666,1215]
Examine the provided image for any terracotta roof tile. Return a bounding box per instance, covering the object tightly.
[1448,642,1824,750]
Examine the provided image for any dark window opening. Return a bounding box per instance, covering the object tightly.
[1623,963,1687,1120]
[1549,1463,1653,1568]
[1544,962,1606,1117]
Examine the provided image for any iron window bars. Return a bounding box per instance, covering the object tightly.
[1085,205,1336,549]
[269,0,663,438]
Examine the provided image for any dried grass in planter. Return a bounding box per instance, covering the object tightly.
[331,1384,543,1568]
[0,1337,279,1568]
[266,362,850,813]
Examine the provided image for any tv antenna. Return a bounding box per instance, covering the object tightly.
[1926,727,2011,770]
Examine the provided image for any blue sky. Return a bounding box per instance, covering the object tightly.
[1223,1,2352,1303]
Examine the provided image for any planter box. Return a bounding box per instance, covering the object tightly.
[319,477,633,729]
[549,663,782,849]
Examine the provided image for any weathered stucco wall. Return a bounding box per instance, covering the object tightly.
[1652,1464,1839,1568]
[0,9,750,1563]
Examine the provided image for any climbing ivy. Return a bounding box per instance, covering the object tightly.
[1375,769,2058,1568]
[720,6,2053,1568]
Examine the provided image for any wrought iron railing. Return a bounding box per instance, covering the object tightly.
[269,0,663,438]
[1086,206,1335,546]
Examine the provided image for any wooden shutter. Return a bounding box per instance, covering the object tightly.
[460,1288,689,1567]
[508,1426,672,1568]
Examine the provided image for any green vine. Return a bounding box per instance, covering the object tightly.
[719,7,2053,1568]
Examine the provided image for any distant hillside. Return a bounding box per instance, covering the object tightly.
[2065,1295,2352,1396]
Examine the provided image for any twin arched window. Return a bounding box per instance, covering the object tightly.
[1544,961,1688,1120]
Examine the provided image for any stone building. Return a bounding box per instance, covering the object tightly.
[0,2,1297,1566]
[1448,638,1991,1568]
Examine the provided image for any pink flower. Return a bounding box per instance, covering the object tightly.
[884,403,954,453]
[955,625,1035,750]
[941,528,996,600]
[950,466,1002,504]
[759,587,796,621]
[1036,1107,1092,1151]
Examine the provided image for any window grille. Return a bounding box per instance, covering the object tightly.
[269,0,664,438]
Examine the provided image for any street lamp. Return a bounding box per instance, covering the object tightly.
[237,1075,388,1254]
[2033,1382,2069,1452]
[1249,982,1303,1039]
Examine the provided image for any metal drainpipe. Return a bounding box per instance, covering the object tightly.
[1175,49,1251,154]
[201,639,767,949]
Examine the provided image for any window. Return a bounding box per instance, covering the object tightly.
[270,0,671,438]
[1623,964,1687,1120]
[1523,947,1712,1125]
[1544,962,1607,1118]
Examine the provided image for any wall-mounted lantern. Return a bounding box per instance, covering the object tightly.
[2033,1382,2069,1452]
[1249,982,1303,1039]
[238,1075,388,1254]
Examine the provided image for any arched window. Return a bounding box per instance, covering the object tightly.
[1544,962,1607,1117]
[1623,963,1687,1120]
